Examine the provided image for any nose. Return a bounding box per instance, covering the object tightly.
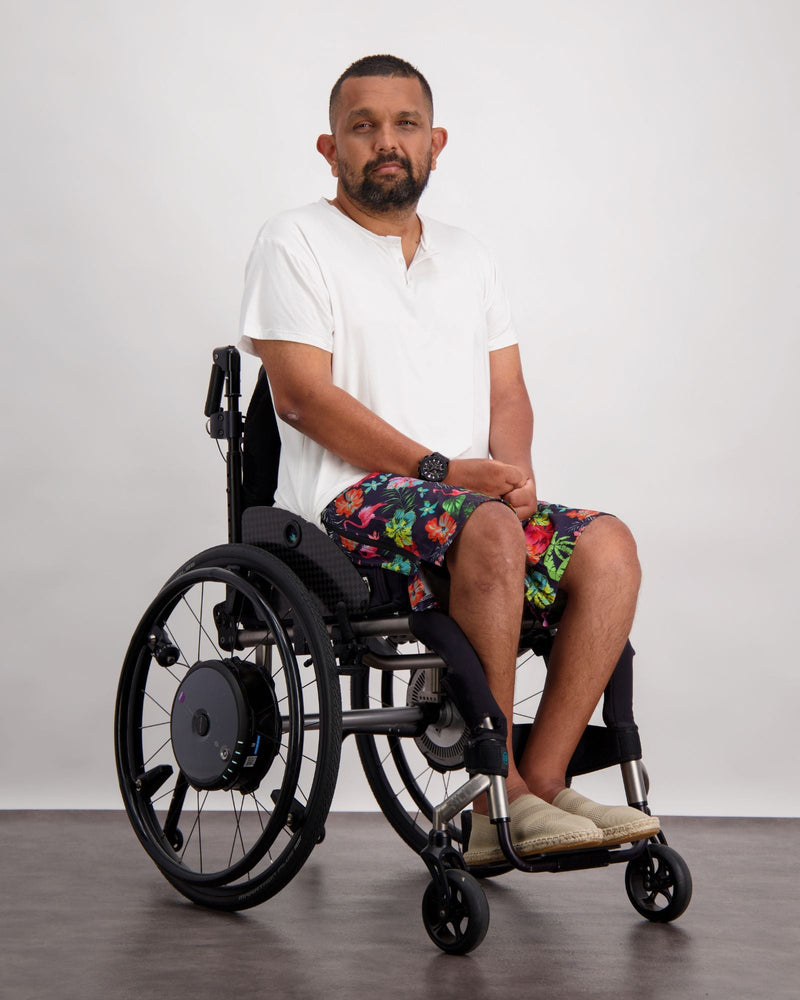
[373,123,398,153]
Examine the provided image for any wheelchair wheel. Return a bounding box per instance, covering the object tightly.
[421,869,490,954]
[115,544,341,910]
[625,843,692,923]
[351,641,545,852]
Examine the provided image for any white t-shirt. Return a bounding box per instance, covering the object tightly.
[239,198,518,524]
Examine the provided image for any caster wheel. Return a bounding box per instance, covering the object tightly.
[421,869,489,954]
[625,843,692,923]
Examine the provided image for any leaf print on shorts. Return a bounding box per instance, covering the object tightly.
[542,531,576,583]
[382,553,412,575]
[527,571,556,610]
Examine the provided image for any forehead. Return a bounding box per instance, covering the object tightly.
[334,75,431,126]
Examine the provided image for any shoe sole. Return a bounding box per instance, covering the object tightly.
[600,818,661,846]
[464,830,604,867]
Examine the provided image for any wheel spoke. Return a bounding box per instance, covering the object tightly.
[227,792,247,867]
[143,735,172,768]
[179,589,224,662]
[143,689,172,718]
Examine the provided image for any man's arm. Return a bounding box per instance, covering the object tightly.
[254,339,526,497]
[489,345,538,520]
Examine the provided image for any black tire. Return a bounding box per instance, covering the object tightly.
[421,869,490,954]
[350,641,546,853]
[115,544,341,910]
[625,843,693,923]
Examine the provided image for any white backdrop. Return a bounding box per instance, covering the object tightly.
[2,1,797,816]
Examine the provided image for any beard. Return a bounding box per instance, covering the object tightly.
[338,150,432,213]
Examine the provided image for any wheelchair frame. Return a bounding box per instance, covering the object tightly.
[114,345,692,954]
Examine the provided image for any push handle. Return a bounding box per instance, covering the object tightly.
[204,362,225,417]
[205,346,241,416]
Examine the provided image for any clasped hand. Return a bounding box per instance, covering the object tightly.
[446,459,538,521]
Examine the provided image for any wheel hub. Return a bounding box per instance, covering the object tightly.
[170,659,281,792]
[406,669,468,772]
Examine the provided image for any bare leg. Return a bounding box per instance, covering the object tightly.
[445,501,529,810]
[519,516,642,802]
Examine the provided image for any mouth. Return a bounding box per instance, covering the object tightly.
[368,157,409,176]
[371,162,405,175]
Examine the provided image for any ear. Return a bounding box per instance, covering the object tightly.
[316,133,338,176]
[430,127,448,170]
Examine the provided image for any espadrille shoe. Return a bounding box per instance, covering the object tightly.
[463,794,603,866]
[552,788,660,846]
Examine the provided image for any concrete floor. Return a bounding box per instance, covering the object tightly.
[1,812,798,1000]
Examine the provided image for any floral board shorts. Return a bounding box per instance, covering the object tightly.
[321,472,609,628]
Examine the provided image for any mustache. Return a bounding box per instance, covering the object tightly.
[364,152,412,174]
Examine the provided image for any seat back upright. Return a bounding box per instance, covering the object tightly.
[205,345,244,543]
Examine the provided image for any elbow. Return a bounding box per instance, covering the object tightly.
[273,397,306,430]
[271,385,315,432]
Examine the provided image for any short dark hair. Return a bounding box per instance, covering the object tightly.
[329,54,434,130]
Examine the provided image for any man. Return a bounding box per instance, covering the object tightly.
[239,54,659,864]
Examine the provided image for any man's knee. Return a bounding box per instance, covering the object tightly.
[448,500,526,576]
[563,515,641,593]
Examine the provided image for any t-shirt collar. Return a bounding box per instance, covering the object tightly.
[321,197,439,260]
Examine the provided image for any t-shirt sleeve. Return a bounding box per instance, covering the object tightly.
[484,252,519,352]
[239,233,334,357]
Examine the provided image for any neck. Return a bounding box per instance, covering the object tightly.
[331,188,421,242]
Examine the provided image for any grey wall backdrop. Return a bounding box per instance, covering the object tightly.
[2,0,798,815]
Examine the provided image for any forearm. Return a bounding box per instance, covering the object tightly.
[279,379,425,477]
[489,393,534,478]
[488,367,537,518]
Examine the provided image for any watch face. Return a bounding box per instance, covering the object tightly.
[419,452,449,482]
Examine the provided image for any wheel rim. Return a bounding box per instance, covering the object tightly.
[116,560,334,891]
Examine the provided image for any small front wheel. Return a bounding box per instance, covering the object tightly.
[421,869,489,954]
[625,843,692,923]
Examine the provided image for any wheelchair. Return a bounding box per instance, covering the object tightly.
[115,345,692,954]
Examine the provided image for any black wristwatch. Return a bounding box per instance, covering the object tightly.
[417,452,450,482]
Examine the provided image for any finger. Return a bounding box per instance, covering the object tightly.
[503,481,528,501]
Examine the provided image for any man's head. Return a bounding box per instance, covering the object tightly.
[318,55,447,216]
[328,54,434,132]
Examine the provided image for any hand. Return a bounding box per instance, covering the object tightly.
[502,476,538,521]
[446,458,526,498]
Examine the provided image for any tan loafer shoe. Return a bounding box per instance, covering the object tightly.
[552,788,660,846]
[464,793,603,866]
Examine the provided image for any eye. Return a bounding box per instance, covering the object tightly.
[353,121,372,131]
